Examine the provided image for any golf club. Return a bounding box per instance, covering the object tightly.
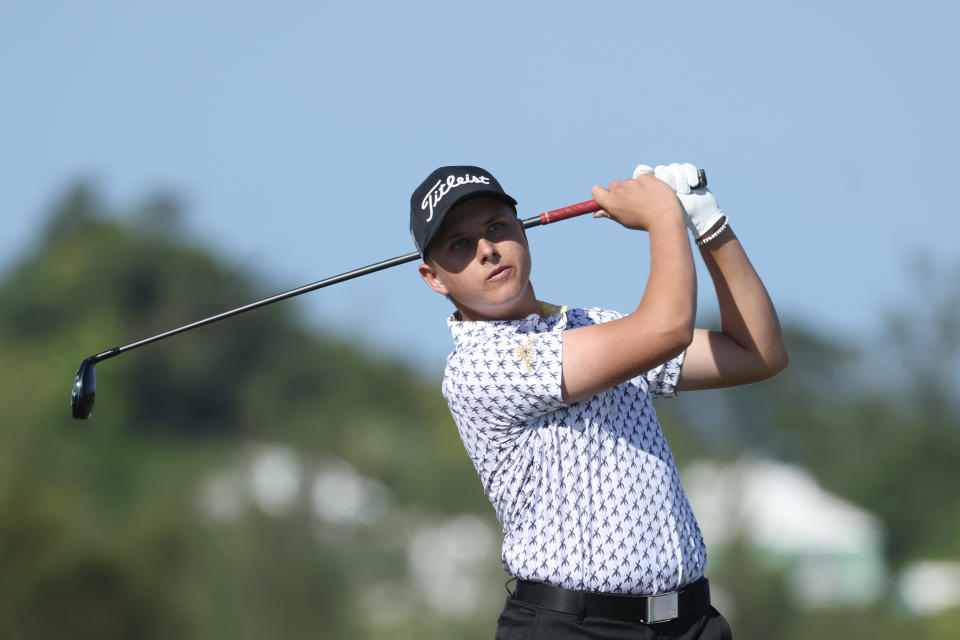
[70,169,706,419]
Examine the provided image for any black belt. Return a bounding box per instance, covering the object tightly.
[512,577,710,624]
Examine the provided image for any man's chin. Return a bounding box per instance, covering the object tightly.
[457,298,537,322]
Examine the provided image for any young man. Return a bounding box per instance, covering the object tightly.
[411,164,787,639]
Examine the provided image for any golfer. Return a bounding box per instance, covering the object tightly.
[410,164,787,639]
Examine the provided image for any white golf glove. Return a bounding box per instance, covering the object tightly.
[634,162,725,240]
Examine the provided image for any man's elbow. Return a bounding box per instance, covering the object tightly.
[757,345,789,381]
[773,347,790,374]
[665,323,696,358]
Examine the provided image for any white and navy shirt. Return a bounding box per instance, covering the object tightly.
[442,303,706,596]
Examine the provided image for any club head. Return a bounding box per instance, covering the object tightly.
[71,356,96,419]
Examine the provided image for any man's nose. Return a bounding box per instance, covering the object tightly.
[476,237,498,262]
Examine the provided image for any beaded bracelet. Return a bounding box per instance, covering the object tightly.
[696,217,729,247]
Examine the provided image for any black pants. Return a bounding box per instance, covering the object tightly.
[495,595,733,640]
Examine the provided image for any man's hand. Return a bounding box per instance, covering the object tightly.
[589,174,685,231]
[635,163,725,240]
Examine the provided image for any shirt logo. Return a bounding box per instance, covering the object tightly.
[421,173,491,222]
[515,335,538,373]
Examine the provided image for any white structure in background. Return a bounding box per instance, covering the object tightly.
[193,449,526,621]
[196,446,389,528]
[196,443,304,522]
[311,457,388,527]
[408,514,497,618]
[249,445,302,517]
[683,457,885,608]
[897,561,960,616]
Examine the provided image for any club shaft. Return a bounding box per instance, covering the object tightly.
[89,199,602,364]
[92,252,420,363]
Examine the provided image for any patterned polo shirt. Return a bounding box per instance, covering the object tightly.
[442,302,706,596]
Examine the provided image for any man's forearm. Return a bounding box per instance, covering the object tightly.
[700,226,787,369]
[638,212,697,340]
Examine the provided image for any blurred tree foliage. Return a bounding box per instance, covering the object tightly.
[0,182,957,639]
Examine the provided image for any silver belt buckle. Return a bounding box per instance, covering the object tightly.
[646,591,679,623]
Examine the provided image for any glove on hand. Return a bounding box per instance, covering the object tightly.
[634,162,725,239]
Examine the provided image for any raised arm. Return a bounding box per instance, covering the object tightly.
[560,175,697,404]
[652,164,790,391]
[676,222,788,390]
[628,163,787,391]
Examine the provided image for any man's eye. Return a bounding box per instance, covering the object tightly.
[451,239,467,250]
[488,222,504,233]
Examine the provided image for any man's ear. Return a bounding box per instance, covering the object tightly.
[418,262,449,295]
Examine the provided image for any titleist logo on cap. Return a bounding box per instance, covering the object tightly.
[421,173,491,222]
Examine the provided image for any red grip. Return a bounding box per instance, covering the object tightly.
[539,199,601,225]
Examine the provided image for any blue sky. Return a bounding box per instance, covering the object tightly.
[2,1,957,373]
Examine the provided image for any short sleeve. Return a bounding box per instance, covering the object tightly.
[643,350,685,398]
[443,327,565,428]
[575,307,684,399]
